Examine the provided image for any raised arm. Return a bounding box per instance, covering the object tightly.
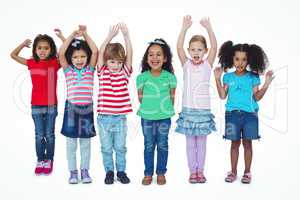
[97,24,119,67]
[177,15,192,65]
[253,70,274,101]
[200,17,217,67]
[10,39,32,66]
[54,28,66,43]
[214,67,228,99]
[120,23,132,71]
[79,25,98,67]
[58,30,79,69]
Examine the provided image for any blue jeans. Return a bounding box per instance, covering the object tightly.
[97,115,127,172]
[31,105,57,162]
[141,118,171,176]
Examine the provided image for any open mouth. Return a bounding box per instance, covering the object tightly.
[150,61,161,66]
[193,56,200,60]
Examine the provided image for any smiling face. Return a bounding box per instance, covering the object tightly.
[71,49,88,69]
[188,41,207,64]
[147,45,166,71]
[233,51,248,74]
[106,59,123,73]
[35,40,51,60]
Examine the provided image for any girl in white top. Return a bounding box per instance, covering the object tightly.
[175,15,217,183]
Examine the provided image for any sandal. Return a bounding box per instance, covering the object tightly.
[225,172,237,183]
[189,173,198,184]
[157,175,166,185]
[142,176,153,185]
[197,172,207,183]
[241,172,251,184]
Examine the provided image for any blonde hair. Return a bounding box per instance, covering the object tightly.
[104,43,126,63]
[189,35,207,49]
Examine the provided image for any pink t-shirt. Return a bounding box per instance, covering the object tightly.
[182,59,212,109]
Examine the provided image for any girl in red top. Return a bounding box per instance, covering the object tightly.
[10,30,65,176]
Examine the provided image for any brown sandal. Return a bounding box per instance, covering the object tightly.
[142,176,153,185]
[157,175,166,185]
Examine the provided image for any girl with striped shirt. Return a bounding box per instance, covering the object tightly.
[97,23,132,185]
[59,25,98,184]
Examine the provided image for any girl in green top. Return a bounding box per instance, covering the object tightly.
[136,39,177,185]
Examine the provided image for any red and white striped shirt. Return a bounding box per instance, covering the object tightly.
[97,65,133,115]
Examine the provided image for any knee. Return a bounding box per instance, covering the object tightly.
[144,142,155,153]
[242,140,252,150]
[157,139,168,152]
[231,140,241,150]
[45,133,55,142]
[101,145,113,154]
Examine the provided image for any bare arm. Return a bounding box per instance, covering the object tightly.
[138,89,143,103]
[10,39,32,66]
[97,25,119,67]
[120,23,132,71]
[253,70,274,101]
[79,25,98,67]
[54,28,66,43]
[177,15,192,65]
[170,88,176,105]
[214,67,228,99]
[200,17,217,67]
[58,31,78,69]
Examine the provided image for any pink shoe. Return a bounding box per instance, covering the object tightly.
[189,173,198,184]
[241,172,251,184]
[225,172,237,183]
[197,172,207,183]
[35,161,44,176]
[43,160,53,175]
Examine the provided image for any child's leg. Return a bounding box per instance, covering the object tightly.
[44,105,57,161]
[230,140,241,174]
[97,116,114,172]
[141,118,156,176]
[156,118,171,175]
[31,106,46,162]
[113,116,127,172]
[79,138,91,170]
[66,137,78,171]
[242,139,253,173]
[186,136,198,174]
[195,135,207,173]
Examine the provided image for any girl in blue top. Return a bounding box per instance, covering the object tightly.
[214,41,274,184]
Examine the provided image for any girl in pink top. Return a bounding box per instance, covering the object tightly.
[175,15,217,183]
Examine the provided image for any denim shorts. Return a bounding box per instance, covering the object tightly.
[175,107,216,136]
[224,110,260,141]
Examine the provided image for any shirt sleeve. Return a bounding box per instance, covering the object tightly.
[123,65,133,77]
[252,74,261,87]
[136,74,145,90]
[63,66,72,74]
[223,73,230,85]
[26,59,33,70]
[97,65,106,77]
[169,74,177,89]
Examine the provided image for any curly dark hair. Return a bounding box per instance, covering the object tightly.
[32,34,57,62]
[218,41,269,74]
[141,38,174,74]
[65,39,92,66]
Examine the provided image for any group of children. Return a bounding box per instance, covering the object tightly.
[10,15,274,185]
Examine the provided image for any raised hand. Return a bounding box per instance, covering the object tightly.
[265,70,275,86]
[119,23,129,36]
[182,15,192,30]
[108,24,120,38]
[79,25,87,34]
[200,17,212,29]
[22,39,32,48]
[54,28,63,38]
[214,67,223,79]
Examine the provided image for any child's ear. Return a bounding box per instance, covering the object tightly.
[163,57,167,63]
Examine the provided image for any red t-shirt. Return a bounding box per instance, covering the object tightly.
[26,58,60,106]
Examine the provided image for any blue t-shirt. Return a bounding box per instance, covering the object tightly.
[223,71,261,112]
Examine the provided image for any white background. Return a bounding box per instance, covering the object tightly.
[0,0,298,199]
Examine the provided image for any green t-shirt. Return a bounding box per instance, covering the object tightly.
[136,70,177,120]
